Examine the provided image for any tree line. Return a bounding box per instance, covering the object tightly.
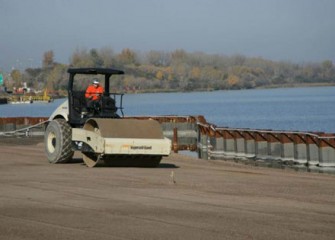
[4,48,335,95]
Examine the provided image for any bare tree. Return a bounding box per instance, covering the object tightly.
[42,50,55,68]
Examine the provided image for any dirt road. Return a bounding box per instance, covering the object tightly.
[0,137,334,240]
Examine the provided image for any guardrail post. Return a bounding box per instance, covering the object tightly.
[234,130,245,159]
[244,131,255,159]
[197,124,209,160]
[173,127,178,153]
[293,134,308,164]
[280,133,295,162]
[214,129,225,159]
[224,130,235,159]
[208,126,226,160]
[2,117,17,132]
[319,136,335,167]
[267,133,281,161]
[255,132,268,160]
[306,135,320,166]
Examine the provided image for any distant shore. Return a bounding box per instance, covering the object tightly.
[2,82,334,99]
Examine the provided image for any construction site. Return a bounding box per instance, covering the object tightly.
[0,115,335,240]
[0,68,334,239]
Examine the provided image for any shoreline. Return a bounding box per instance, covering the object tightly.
[2,83,333,99]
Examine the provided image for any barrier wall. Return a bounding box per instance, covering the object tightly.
[1,116,334,167]
[197,123,335,167]
[0,117,48,136]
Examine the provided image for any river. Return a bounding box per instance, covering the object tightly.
[1,86,335,133]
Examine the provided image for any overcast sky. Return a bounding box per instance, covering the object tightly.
[1,0,334,71]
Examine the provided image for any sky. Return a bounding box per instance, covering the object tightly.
[1,0,335,71]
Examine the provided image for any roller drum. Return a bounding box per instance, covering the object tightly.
[82,118,166,167]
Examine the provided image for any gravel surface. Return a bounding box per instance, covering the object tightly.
[0,137,335,240]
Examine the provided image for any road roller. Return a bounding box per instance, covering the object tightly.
[44,68,171,167]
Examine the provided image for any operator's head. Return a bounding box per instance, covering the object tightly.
[93,79,100,87]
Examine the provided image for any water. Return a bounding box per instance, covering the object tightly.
[124,86,335,133]
[1,86,335,133]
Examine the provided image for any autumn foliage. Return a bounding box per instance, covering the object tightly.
[5,48,335,94]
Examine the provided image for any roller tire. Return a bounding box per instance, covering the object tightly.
[44,119,74,163]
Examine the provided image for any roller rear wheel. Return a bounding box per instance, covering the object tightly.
[44,119,74,163]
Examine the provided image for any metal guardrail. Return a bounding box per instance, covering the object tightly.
[0,117,49,137]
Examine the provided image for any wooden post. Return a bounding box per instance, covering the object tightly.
[173,127,178,153]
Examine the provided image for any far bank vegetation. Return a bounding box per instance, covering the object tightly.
[4,48,335,95]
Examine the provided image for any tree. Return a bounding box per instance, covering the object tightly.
[25,68,43,89]
[146,50,171,66]
[171,49,187,64]
[117,48,137,65]
[46,64,67,91]
[320,60,334,81]
[147,50,162,66]
[70,48,94,67]
[227,74,240,89]
[42,50,55,68]
[11,69,22,87]
[90,48,104,67]
[99,47,115,67]
[190,67,201,80]
[156,70,164,80]
[231,54,246,66]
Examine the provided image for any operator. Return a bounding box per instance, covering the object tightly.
[85,79,104,110]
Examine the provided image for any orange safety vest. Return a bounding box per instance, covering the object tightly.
[85,85,104,101]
